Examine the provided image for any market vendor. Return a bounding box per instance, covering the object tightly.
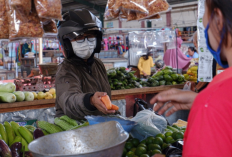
[186,47,198,59]
[151,0,232,156]
[55,9,115,120]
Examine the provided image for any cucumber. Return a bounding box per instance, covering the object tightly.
[10,122,21,137]
[0,124,8,145]
[167,126,179,132]
[4,121,15,146]
[13,91,25,102]
[0,83,16,93]
[18,127,33,144]
[0,92,16,103]
[24,92,34,101]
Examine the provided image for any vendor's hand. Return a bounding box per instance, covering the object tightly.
[90,92,115,114]
[150,88,197,117]
[143,71,147,76]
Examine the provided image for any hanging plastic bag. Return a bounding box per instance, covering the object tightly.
[130,110,167,141]
[104,4,120,20]
[34,0,63,20]
[10,0,31,17]
[7,1,43,41]
[0,0,9,39]
[127,10,137,21]
[148,0,170,16]
[122,0,149,14]
[43,20,58,34]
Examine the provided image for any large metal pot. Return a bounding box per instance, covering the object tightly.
[38,63,58,76]
[28,121,129,157]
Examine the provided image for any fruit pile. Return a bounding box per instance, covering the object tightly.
[33,88,56,100]
[122,124,186,157]
[107,67,142,90]
[140,66,186,87]
[185,66,198,82]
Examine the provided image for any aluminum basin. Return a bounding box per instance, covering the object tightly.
[28,121,129,157]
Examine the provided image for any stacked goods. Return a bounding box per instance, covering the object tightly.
[185,66,198,82]
[122,124,186,157]
[0,83,34,103]
[105,0,169,21]
[0,0,60,40]
[107,67,142,90]
[140,66,186,87]
[37,115,89,134]
[33,88,56,100]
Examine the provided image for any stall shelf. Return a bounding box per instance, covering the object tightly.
[0,85,184,114]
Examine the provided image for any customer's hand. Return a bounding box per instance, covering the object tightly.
[90,92,115,114]
[150,88,197,116]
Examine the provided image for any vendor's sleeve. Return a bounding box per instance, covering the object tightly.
[137,58,143,71]
[55,69,97,120]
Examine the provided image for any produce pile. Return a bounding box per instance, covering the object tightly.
[122,123,186,157]
[0,115,88,156]
[185,65,198,82]
[107,67,142,90]
[0,83,56,103]
[140,66,186,87]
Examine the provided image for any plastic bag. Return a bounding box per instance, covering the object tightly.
[34,0,62,20]
[43,20,57,34]
[137,11,160,20]
[127,10,137,21]
[0,0,9,39]
[114,0,123,13]
[130,110,167,141]
[122,0,149,14]
[8,1,43,40]
[148,0,169,16]
[10,0,31,16]
[104,8,120,20]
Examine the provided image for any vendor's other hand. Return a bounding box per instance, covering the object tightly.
[91,92,115,114]
[143,71,147,76]
[150,88,197,117]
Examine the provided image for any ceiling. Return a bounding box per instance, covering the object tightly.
[61,0,197,16]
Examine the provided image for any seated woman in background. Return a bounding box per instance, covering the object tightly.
[186,47,199,58]
[138,52,154,79]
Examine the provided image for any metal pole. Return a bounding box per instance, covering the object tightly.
[39,38,43,64]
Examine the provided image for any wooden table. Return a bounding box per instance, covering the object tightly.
[0,85,184,113]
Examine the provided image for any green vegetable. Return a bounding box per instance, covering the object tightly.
[4,121,15,145]
[10,136,22,147]
[42,130,50,135]
[10,121,21,137]
[60,115,78,126]
[172,81,177,85]
[171,74,178,81]
[166,82,172,85]
[54,118,74,131]
[0,83,16,93]
[18,126,33,144]
[37,121,63,134]
[159,80,166,86]
[21,138,29,151]
[151,80,160,87]
[13,91,25,102]
[24,125,36,134]
[164,66,173,70]
[0,124,8,145]
[167,126,179,132]
[164,75,173,82]
[71,122,89,130]
[24,92,34,101]
[0,135,2,140]
[178,75,185,82]
[163,70,173,75]
[0,92,16,103]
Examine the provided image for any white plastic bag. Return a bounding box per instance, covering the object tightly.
[130,110,167,141]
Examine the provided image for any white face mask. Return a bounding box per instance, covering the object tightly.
[71,38,96,59]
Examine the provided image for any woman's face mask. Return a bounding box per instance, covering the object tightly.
[71,38,96,59]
